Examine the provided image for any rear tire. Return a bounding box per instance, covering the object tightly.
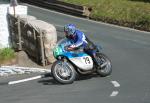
[51,60,76,84]
[96,53,112,77]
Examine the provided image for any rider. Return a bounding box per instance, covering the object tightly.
[64,24,100,66]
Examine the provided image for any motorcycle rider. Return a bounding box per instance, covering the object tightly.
[64,24,100,66]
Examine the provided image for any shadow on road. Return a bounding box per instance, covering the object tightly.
[38,78,60,85]
[76,74,100,81]
[38,73,100,85]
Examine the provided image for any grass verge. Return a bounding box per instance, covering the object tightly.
[0,48,16,64]
[63,0,150,31]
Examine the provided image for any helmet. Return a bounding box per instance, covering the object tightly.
[64,24,76,37]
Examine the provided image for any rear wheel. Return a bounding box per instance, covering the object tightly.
[96,53,112,77]
[51,60,76,84]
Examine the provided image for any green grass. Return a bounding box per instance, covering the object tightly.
[63,0,150,31]
[0,48,15,62]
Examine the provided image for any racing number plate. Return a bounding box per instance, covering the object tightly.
[81,56,93,65]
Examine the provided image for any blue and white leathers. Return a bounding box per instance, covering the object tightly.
[69,30,88,48]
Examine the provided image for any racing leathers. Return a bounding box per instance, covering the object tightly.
[66,29,100,66]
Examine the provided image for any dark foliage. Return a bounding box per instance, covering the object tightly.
[130,0,150,3]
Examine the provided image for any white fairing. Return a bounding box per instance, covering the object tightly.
[69,56,93,70]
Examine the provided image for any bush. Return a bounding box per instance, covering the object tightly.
[0,48,15,61]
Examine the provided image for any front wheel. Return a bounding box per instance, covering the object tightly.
[51,60,76,84]
[96,53,112,77]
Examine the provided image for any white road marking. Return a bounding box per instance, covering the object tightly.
[25,3,150,34]
[111,81,120,87]
[110,91,119,97]
[110,81,120,97]
[8,75,42,85]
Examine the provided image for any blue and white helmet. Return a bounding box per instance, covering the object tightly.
[64,24,76,37]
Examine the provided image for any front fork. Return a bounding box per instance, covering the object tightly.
[95,53,108,69]
[58,57,71,77]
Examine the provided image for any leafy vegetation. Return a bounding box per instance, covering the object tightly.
[0,48,15,63]
[63,0,150,31]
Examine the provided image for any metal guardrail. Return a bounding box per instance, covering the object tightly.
[20,0,92,18]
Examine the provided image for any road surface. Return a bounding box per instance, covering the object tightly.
[0,3,150,103]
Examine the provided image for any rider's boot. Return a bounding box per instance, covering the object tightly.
[92,54,101,67]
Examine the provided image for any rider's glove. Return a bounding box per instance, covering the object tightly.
[65,46,74,51]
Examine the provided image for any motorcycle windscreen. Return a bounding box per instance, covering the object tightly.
[69,56,93,71]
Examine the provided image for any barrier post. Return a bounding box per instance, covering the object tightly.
[39,31,45,66]
[17,16,22,50]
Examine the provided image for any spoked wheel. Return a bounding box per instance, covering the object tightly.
[96,53,112,77]
[51,60,76,84]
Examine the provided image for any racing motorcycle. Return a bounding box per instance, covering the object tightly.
[51,38,112,84]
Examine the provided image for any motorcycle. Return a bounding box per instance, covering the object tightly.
[51,38,112,84]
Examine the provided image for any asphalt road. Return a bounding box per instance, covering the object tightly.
[0,3,150,103]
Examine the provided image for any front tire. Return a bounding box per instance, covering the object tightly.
[51,60,76,84]
[96,53,112,77]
